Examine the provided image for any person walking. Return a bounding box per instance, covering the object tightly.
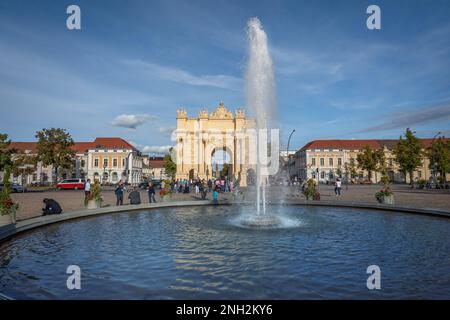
[148,182,156,203]
[115,180,124,205]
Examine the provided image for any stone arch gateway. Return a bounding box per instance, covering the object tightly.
[175,102,256,186]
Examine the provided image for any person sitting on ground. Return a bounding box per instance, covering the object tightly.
[128,186,141,205]
[42,198,62,216]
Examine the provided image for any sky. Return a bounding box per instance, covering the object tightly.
[1,0,450,154]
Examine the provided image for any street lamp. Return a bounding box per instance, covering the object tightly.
[432,131,442,188]
[286,129,296,185]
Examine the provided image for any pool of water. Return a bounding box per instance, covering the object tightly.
[0,205,449,299]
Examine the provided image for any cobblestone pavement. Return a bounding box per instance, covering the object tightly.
[10,184,450,221]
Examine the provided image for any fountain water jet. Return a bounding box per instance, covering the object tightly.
[241,17,280,227]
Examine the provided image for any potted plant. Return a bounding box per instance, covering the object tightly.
[375,187,394,204]
[0,172,18,226]
[86,181,102,209]
[158,180,172,202]
[304,178,320,201]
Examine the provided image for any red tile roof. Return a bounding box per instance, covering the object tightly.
[10,137,137,154]
[300,138,450,151]
[148,160,165,168]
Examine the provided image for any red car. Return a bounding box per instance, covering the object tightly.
[57,179,86,190]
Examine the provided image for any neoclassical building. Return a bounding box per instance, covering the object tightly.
[7,137,143,185]
[175,102,256,185]
[293,139,450,183]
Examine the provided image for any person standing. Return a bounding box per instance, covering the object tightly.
[212,186,219,205]
[148,182,156,203]
[84,179,91,205]
[195,181,200,194]
[115,180,124,205]
[335,178,342,196]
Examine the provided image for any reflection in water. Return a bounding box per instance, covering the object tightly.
[0,205,450,299]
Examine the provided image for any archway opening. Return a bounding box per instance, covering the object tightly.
[211,148,232,179]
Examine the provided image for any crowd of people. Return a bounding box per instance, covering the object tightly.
[106,177,239,206]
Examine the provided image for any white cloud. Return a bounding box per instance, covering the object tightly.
[158,126,176,138]
[111,114,157,129]
[122,59,242,91]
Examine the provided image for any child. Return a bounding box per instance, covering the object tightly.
[212,187,219,205]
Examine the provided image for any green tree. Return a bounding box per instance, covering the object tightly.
[163,147,176,179]
[429,137,450,181]
[393,128,424,185]
[35,128,75,183]
[356,145,382,182]
[220,163,231,178]
[344,157,358,180]
[12,151,37,184]
[0,133,15,172]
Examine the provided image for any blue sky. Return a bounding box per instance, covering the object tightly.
[1,0,450,154]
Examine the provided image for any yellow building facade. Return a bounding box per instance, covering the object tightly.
[175,102,256,185]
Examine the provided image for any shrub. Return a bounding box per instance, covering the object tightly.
[304,179,320,200]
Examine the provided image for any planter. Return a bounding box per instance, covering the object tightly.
[0,213,13,227]
[87,199,102,209]
[378,195,394,205]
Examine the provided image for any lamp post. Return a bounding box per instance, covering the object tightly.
[286,129,296,185]
[432,131,442,188]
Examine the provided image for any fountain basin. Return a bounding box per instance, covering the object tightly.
[1,204,450,299]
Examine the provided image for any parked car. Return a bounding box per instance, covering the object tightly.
[0,183,27,193]
[56,179,86,190]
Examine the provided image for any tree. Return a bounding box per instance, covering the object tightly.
[35,128,75,183]
[344,157,358,181]
[220,163,231,178]
[356,145,382,182]
[393,128,424,185]
[163,147,176,179]
[429,137,450,180]
[11,151,37,184]
[0,133,15,172]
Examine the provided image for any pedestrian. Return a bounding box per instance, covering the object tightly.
[84,179,91,205]
[42,198,62,216]
[207,179,212,192]
[148,182,156,203]
[195,181,200,194]
[115,180,124,205]
[128,186,141,205]
[200,180,207,200]
[212,186,219,205]
[335,178,342,196]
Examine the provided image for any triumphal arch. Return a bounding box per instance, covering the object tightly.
[175,102,256,186]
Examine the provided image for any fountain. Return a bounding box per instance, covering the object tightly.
[239,17,282,228]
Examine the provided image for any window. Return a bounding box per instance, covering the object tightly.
[320,171,325,179]
[81,160,85,167]
[103,158,108,168]
[311,158,316,166]
[338,158,342,166]
[320,158,324,166]
[123,158,126,167]
[113,158,118,167]
[350,158,355,166]
[329,158,333,166]
[94,158,99,167]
